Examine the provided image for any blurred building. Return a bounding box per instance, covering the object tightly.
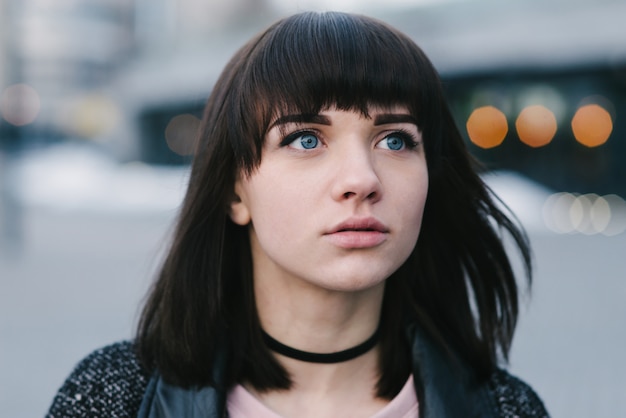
[383,0,626,195]
[0,0,132,145]
[0,0,273,147]
[1,0,625,236]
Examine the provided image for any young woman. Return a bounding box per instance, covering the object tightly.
[47,11,549,418]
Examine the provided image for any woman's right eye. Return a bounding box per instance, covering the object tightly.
[282,132,320,150]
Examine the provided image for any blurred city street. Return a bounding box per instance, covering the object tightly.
[0,145,625,417]
[1,0,625,417]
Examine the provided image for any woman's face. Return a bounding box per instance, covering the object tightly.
[230,106,428,293]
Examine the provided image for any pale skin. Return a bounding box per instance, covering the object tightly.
[229,106,429,417]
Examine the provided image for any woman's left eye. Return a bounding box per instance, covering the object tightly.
[281,132,320,150]
[377,133,412,151]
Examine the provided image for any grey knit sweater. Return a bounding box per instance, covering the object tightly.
[46,341,549,417]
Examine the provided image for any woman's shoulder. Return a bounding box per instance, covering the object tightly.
[486,368,550,417]
[46,340,151,418]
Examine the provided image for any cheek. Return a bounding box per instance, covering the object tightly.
[243,177,308,240]
[399,171,429,240]
[414,177,429,219]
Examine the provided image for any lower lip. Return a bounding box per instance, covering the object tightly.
[324,231,387,249]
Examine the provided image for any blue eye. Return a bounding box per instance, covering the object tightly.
[298,134,319,149]
[387,136,404,150]
[379,135,406,151]
[282,132,320,149]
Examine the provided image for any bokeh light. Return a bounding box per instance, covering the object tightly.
[543,192,626,236]
[466,106,508,149]
[0,83,41,126]
[515,105,557,148]
[590,195,611,234]
[65,94,121,138]
[570,194,594,235]
[543,192,577,234]
[571,104,613,147]
[164,114,201,156]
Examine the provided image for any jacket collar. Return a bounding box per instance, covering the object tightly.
[406,324,497,418]
[137,344,228,418]
[137,376,226,418]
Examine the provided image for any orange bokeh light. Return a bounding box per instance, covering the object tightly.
[515,105,557,148]
[466,106,508,149]
[571,104,612,147]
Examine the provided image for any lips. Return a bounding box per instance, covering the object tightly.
[328,218,388,233]
[325,217,389,248]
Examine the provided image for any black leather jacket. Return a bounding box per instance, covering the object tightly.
[47,329,549,418]
[136,325,549,418]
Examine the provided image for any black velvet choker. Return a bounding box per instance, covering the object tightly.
[261,328,380,364]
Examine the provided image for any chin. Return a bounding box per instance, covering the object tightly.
[312,273,390,293]
[313,258,405,293]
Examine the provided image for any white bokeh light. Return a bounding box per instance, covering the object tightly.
[543,192,626,236]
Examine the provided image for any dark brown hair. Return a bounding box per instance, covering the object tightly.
[136,11,531,399]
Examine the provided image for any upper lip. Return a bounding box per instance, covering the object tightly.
[326,217,389,234]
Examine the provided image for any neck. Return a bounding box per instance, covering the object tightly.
[250,273,387,416]
[255,278,385,354]
[262,326,380,363]
[244,345,387,417]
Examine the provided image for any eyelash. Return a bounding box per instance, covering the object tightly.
[278,128,421,149]
[279,129,319,147]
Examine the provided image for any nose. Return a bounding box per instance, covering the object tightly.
[330,147,382,203]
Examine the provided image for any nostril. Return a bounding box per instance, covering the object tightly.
[341,190,378,200]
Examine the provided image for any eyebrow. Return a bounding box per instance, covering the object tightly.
[373,114,419,126]
[269,114,332,129]
[268,113,419,130]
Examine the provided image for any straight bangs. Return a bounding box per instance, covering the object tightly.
[230,11,444,173]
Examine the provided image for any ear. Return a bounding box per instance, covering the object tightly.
[228,180,251,226]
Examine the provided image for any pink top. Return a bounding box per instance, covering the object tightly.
[227,374,418,418]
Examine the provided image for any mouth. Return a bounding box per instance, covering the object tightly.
[327,218,389,234]
[325,218,389,249]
